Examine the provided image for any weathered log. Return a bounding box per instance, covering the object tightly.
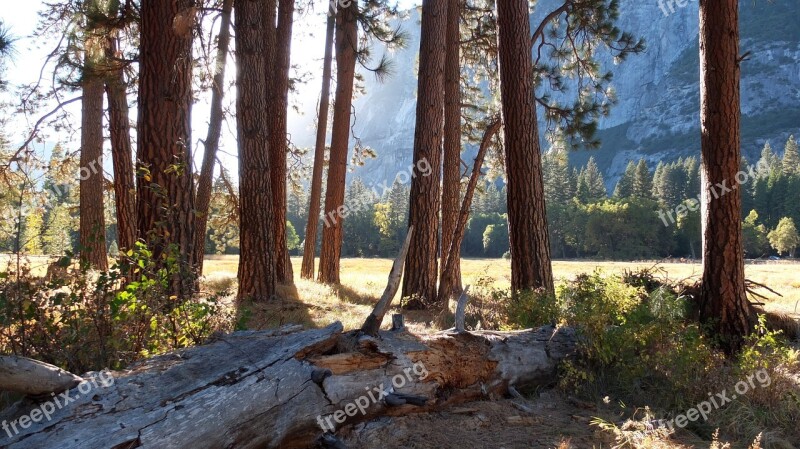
[0,356,83,396]
[0,322,575,449]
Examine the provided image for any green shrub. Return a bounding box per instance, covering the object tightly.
[0,244,235,373]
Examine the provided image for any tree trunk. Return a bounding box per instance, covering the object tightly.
[270,0,296,284]
[104,33,136,254]
[439,0,463,299]
[236,0,278,302]
[318,2,358,284]
[0,323,576,449]
[402,0,447,308]
[136,0,196,298]
[300,13,335,280]
[496,0,554,294]
[698,0,752,352]
[79,71,107,270]
[439,119,501,304]
[194,0,233,274]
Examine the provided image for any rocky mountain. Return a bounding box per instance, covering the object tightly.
[288,0,800,190]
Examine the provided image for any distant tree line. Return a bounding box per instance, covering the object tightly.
[8,135,798,262]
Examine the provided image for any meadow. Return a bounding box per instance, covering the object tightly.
[196,256,800,332]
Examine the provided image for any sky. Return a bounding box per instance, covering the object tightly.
[0,0,420,178]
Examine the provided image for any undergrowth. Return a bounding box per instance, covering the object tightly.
[472,269,800,448]
[0,243,237,375]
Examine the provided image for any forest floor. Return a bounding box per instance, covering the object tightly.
[197,256,797,449]
[4,255,798,448]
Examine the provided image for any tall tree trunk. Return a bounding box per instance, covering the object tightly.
[318,2,358,284]
[105,33,136,255]
[136,0,196,298]
[270,0,296,284]
[194,0,233,274]
[439,0,463,299]
[401,0,447,308]
[79,72,108,270]
[236,0,277,301]
[496,0,554,294]
[698,0,752,352]
[439,119,501,304]
[301,13,335,280]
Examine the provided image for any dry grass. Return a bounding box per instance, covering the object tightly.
[198,256,800,332]
[4,254,797,331]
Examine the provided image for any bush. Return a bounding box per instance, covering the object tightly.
[0,244,236,374]
[494,268,800,445]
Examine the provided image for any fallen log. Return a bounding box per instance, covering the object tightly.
[0,322,575,448]
[0,356,83,396]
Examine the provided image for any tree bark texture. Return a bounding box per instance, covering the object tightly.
[236,0,278,301]
[402,0,447,308]
[301,13,336,280]
[79,70,108,270]
[270,0,296,284]
[440,0,464,299]
[136,0,196,298]
[496,0,554,294]
[698,0,752,352]
[104,33,136,254]
[319,2,358,284]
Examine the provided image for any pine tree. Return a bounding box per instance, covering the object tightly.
[767,170,787,229]
[402,0,448,306]
[43,204,75,255]
[236,0,278,301]
[342,179,380,257]
[632,159,653,199]
[782,175,800,229]
[138,0,196,297]
[651,161,665,200]
[613,161,635,198]
[752,175,772,225]
[194,0,234,271]
[582,157,607,202]
[684,156,701,198]
[544,149,575,205]
[375,179,409,256]
[576,169,588,203]
[782,135,799,176]
[757,141,780,177]
[319,0,359,284]
[697,0,751,351]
